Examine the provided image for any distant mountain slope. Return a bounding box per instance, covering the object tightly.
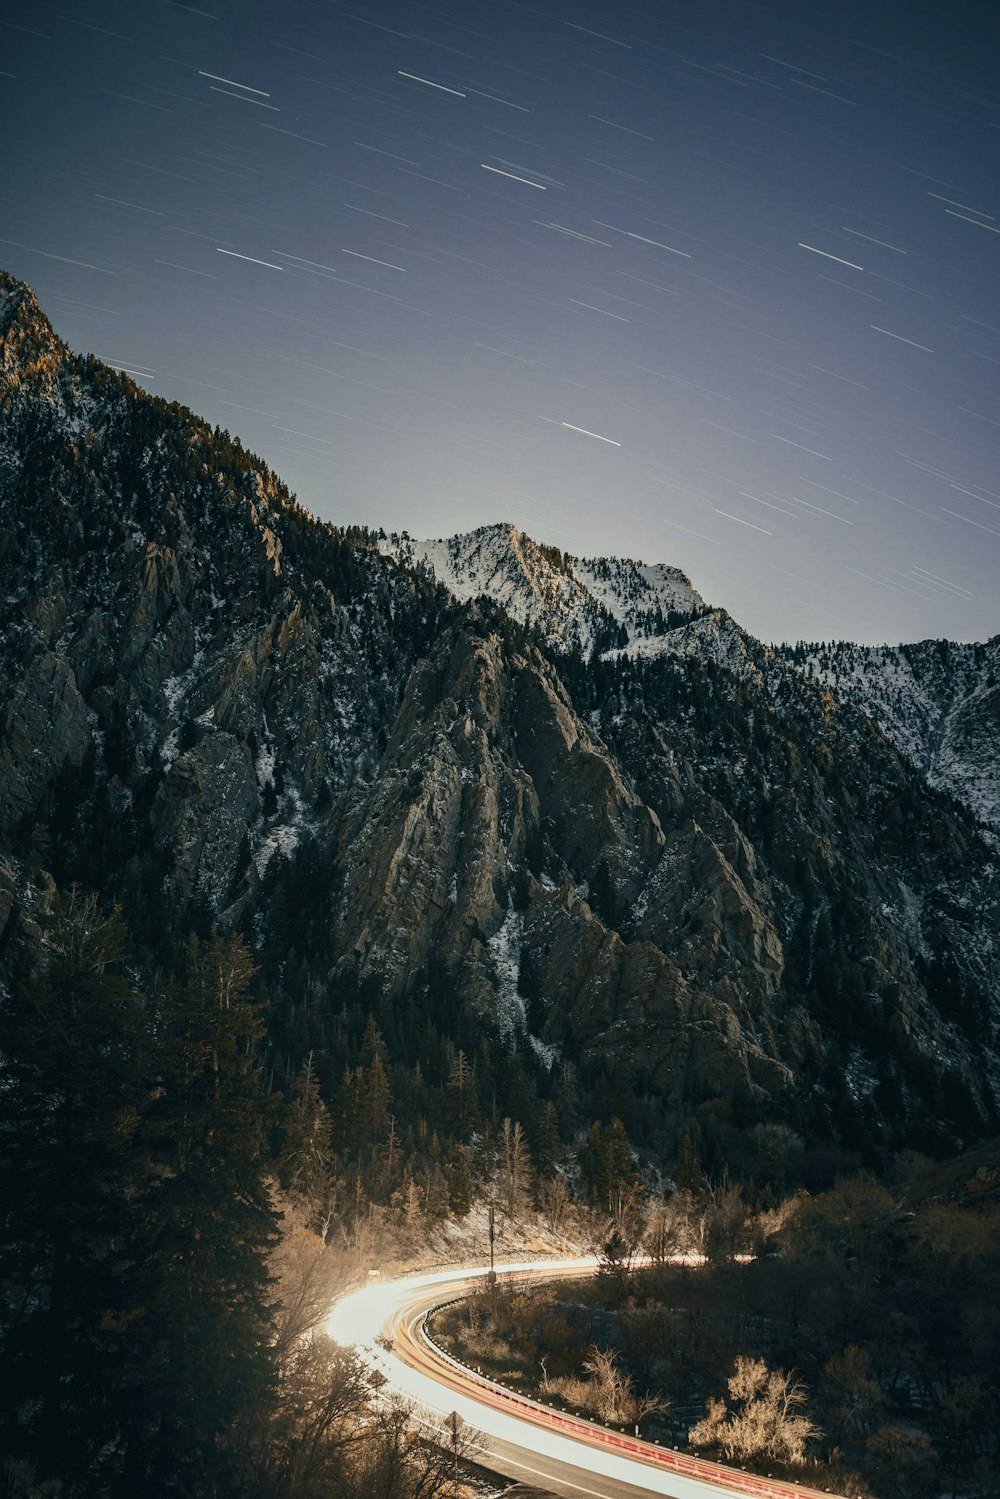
[779,639,1000,834]
[1,268,998,1162]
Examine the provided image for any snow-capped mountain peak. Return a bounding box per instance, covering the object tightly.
[379,521,706,655]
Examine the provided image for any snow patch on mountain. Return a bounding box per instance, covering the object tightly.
[487,905,526,1037]
[379,522,706,655]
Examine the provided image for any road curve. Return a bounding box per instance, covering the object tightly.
[326,1259,838,1499]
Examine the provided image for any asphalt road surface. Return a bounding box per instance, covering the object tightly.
[327,1258,838,1499]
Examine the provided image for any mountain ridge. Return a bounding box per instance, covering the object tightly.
[379,517,999,833]
[1,268,998,1166]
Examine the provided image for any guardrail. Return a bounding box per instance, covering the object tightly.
[417,1297,835,1499]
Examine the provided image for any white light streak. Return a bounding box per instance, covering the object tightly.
[799,242,863,270]
[274,250,340,275]
[699,418,757,441]
[944,209,1000,233]
[595,221,691,256]
[345,205,410,226]
[959,407,1000,427]
[566,21,632,46]
[153,260,221,279]
[941,508,1000,537]
[715,510,772,533]
[261,123,327,146]
[912,565,973,598]
[481,163,546,188]
[789,77,856,104]
[771,434,831,459]
[355,142,421,165]
[558,422,622,445]
[209,86,280,110]
[587,114,653,139]
[807,362,869,389]
[841,227,908,253]
[463,85,530,111]
[739,491,798,516]
[927,191,994,219]
[342,249,406,270]
[789,495,852,523]
[198,70,270,96]
[568,298,629,321]
[94,193,163,215]
[398,70,466,96]
[760,54,828,80]
[0,237,114,274]
[627,230,690,256]
[96,360,156,378]
[474,343,536,364]
[534,220,611,245]
[216,248,283,269]
[272,425,335,445]
[870,325,934,352]
[618,271,679,295]
[800,479,859,505]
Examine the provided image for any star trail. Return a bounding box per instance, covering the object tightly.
[1,0,996,643]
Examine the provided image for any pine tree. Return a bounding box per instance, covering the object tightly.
[447,1145,475,1218]
[279,1052,336,1229]
[445,1048,481,1139]
[0,889,147,1492]
[362,1050,392,1142]
[535,1098,562,1177]
[424,1162,450,1222]
[556,1060,581,1142]
[127,932,279,1494]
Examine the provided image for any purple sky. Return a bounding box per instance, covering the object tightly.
[2,0,997,644]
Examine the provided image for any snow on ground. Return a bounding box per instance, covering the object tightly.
[487,906,526,1038]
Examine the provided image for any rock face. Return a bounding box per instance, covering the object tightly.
[1,268,998,1156]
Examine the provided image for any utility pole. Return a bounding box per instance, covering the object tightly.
[447,1410,463,1477]
[488,1201,496,1284]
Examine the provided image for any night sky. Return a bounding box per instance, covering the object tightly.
[2,0,997,645]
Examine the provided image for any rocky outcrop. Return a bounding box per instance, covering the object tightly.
[152,734,258,906]
[0,852,14,941]
[0,647,93,836]
[511,659,664,910]
[334,625,537,1004]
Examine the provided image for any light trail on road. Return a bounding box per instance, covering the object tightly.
[326,1259,841,1499]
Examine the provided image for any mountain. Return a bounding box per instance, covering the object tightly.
[382,525,1000,834]
[1,268,998,1170]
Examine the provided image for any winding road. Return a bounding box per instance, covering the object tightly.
[326,1258,837,1499]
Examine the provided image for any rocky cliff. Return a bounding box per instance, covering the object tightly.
[1,269,997,1161]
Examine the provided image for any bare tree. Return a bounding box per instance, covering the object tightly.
[702,1176,751,1264]
[690,1355,818,1466]
[499,1117,532,1222]
[346,1396,472,1499]
[547,1345,667,1430]
[644,1189,703,1260]
[267,1209,340,1362]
